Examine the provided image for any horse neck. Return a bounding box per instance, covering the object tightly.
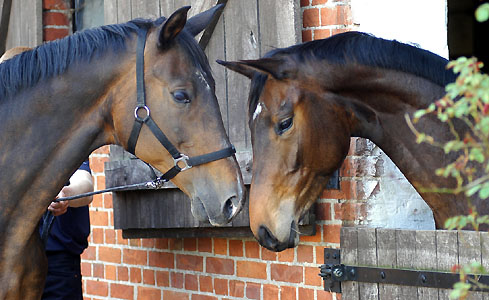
[321,64,476,225]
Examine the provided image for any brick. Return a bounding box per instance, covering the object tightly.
[263,284,279,299]
[93,263,104,278]
[143,269,155,285]
[300,0,310,6]
[103,193,113,208]
[206,257,234,275]
[171,272,184,288]
[183,238,197,251]
[163,290,189,300]
[185,274,198,291]
[81,246,95,260]
[334,202,366,221]
[43,0,70,9]
[277,248,294,262]
[214,278,228,295]
[110,283,133,300]
[105,265,116,281]
[129,267,141,283]
[305,266,323,286]
[129,238,141,247]
[198,238,212,252]
[85,279,108,297]
[155,238,169,249]
[92,145,109,155]
[261,247,277,261]
[192,295,218,300]
[229,240,243,257]
[91,194,103,208]
[116,230,127,246]
[281,286,296,300]
[245,241,260,259]
[214,238,227,255]
[89,210,108,226]
[299,287,315,299]
[118,266,129,281]
[246,282,261,300]
[156,270,170,287]
[169,238,183,250]
[141,238,154,248]
[271,264,303,283]
[137,286,161,300]
[321,187,345,199]
[98,246,121,263]
[176,254,203,272]
[316,202,332,220]
[323,224,341,244]
[302,29,313,42]
[105,228,116,244]
[297,245,314,263]
[303,8,320,28]
[317,290,334,300]
[320,6,337,25]
[123,249,147,265]
[199,275,213,293]
[88,156,108,173]
[229,280,245,298]
[96,175,105,190]
[148,251,174,268]
[81,262,91,277]
[312,0,329,4]
[91,228,103,244]
[236,261,267,279]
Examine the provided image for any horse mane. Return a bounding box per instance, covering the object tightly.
[249,32,456,120]
[0,17,213,100]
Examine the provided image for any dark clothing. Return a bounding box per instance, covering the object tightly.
[41,160,91,300]
[41,251,83,300]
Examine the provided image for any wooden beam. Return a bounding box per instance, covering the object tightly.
[0,0,12,55]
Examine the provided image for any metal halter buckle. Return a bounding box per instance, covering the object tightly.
[174,154,192,171]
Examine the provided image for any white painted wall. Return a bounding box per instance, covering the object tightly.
[349,0,448,230]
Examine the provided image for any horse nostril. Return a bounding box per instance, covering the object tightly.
[223,196,236,219]
[258,225,279,251]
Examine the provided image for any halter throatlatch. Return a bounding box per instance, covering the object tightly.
[126,26,236,186]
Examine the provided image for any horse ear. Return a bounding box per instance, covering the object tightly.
[217,58,292,80]
[186,4,225,37]
[158,6,191,48]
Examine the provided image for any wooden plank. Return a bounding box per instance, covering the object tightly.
[437,230,459,300]
[104,0,118,24]
[131,0,160,19]
[357,227,378,300]
[458,231,483,300]
[376,228,399,300]
[0,0,12,54]
[396,229,417,299]
[5,0,19,49]
[117,0,132,23]
[257,0,301,55]
[415,230,438,300]
[222,0,259,151]
[340,226,359,300]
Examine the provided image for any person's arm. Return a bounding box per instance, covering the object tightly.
[48,169,94,216]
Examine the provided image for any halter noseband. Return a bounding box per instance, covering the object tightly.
[126,26,236,184]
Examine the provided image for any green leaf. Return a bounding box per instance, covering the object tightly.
[475,3,489,22]
[466,185,481,197]
[479,183,489,199]
[469,147,485,163]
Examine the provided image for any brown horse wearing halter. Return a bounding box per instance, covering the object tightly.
[0,5,244,299]
[219,31,488,251]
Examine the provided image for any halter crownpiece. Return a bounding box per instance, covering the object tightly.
[127,26,236,183]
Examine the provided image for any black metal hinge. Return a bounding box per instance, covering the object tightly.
[319,248,489,293]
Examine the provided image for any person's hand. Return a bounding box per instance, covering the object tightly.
[48,188,70,216]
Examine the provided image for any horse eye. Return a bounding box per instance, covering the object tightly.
[276,117,293,135]
[172,90,191,104]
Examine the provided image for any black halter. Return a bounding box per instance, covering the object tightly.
[126,26,236,184]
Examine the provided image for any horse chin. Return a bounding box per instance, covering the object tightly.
[190,197,209,223]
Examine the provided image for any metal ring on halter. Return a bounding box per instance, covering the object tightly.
[174,154,192,171]
[134,105,150,122]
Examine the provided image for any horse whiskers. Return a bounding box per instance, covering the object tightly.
[291,227,305,236]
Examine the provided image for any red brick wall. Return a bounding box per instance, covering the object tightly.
[41,1,376,299]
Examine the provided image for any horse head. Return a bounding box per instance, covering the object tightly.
[219,56,351,250]
[111,6,245,226]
